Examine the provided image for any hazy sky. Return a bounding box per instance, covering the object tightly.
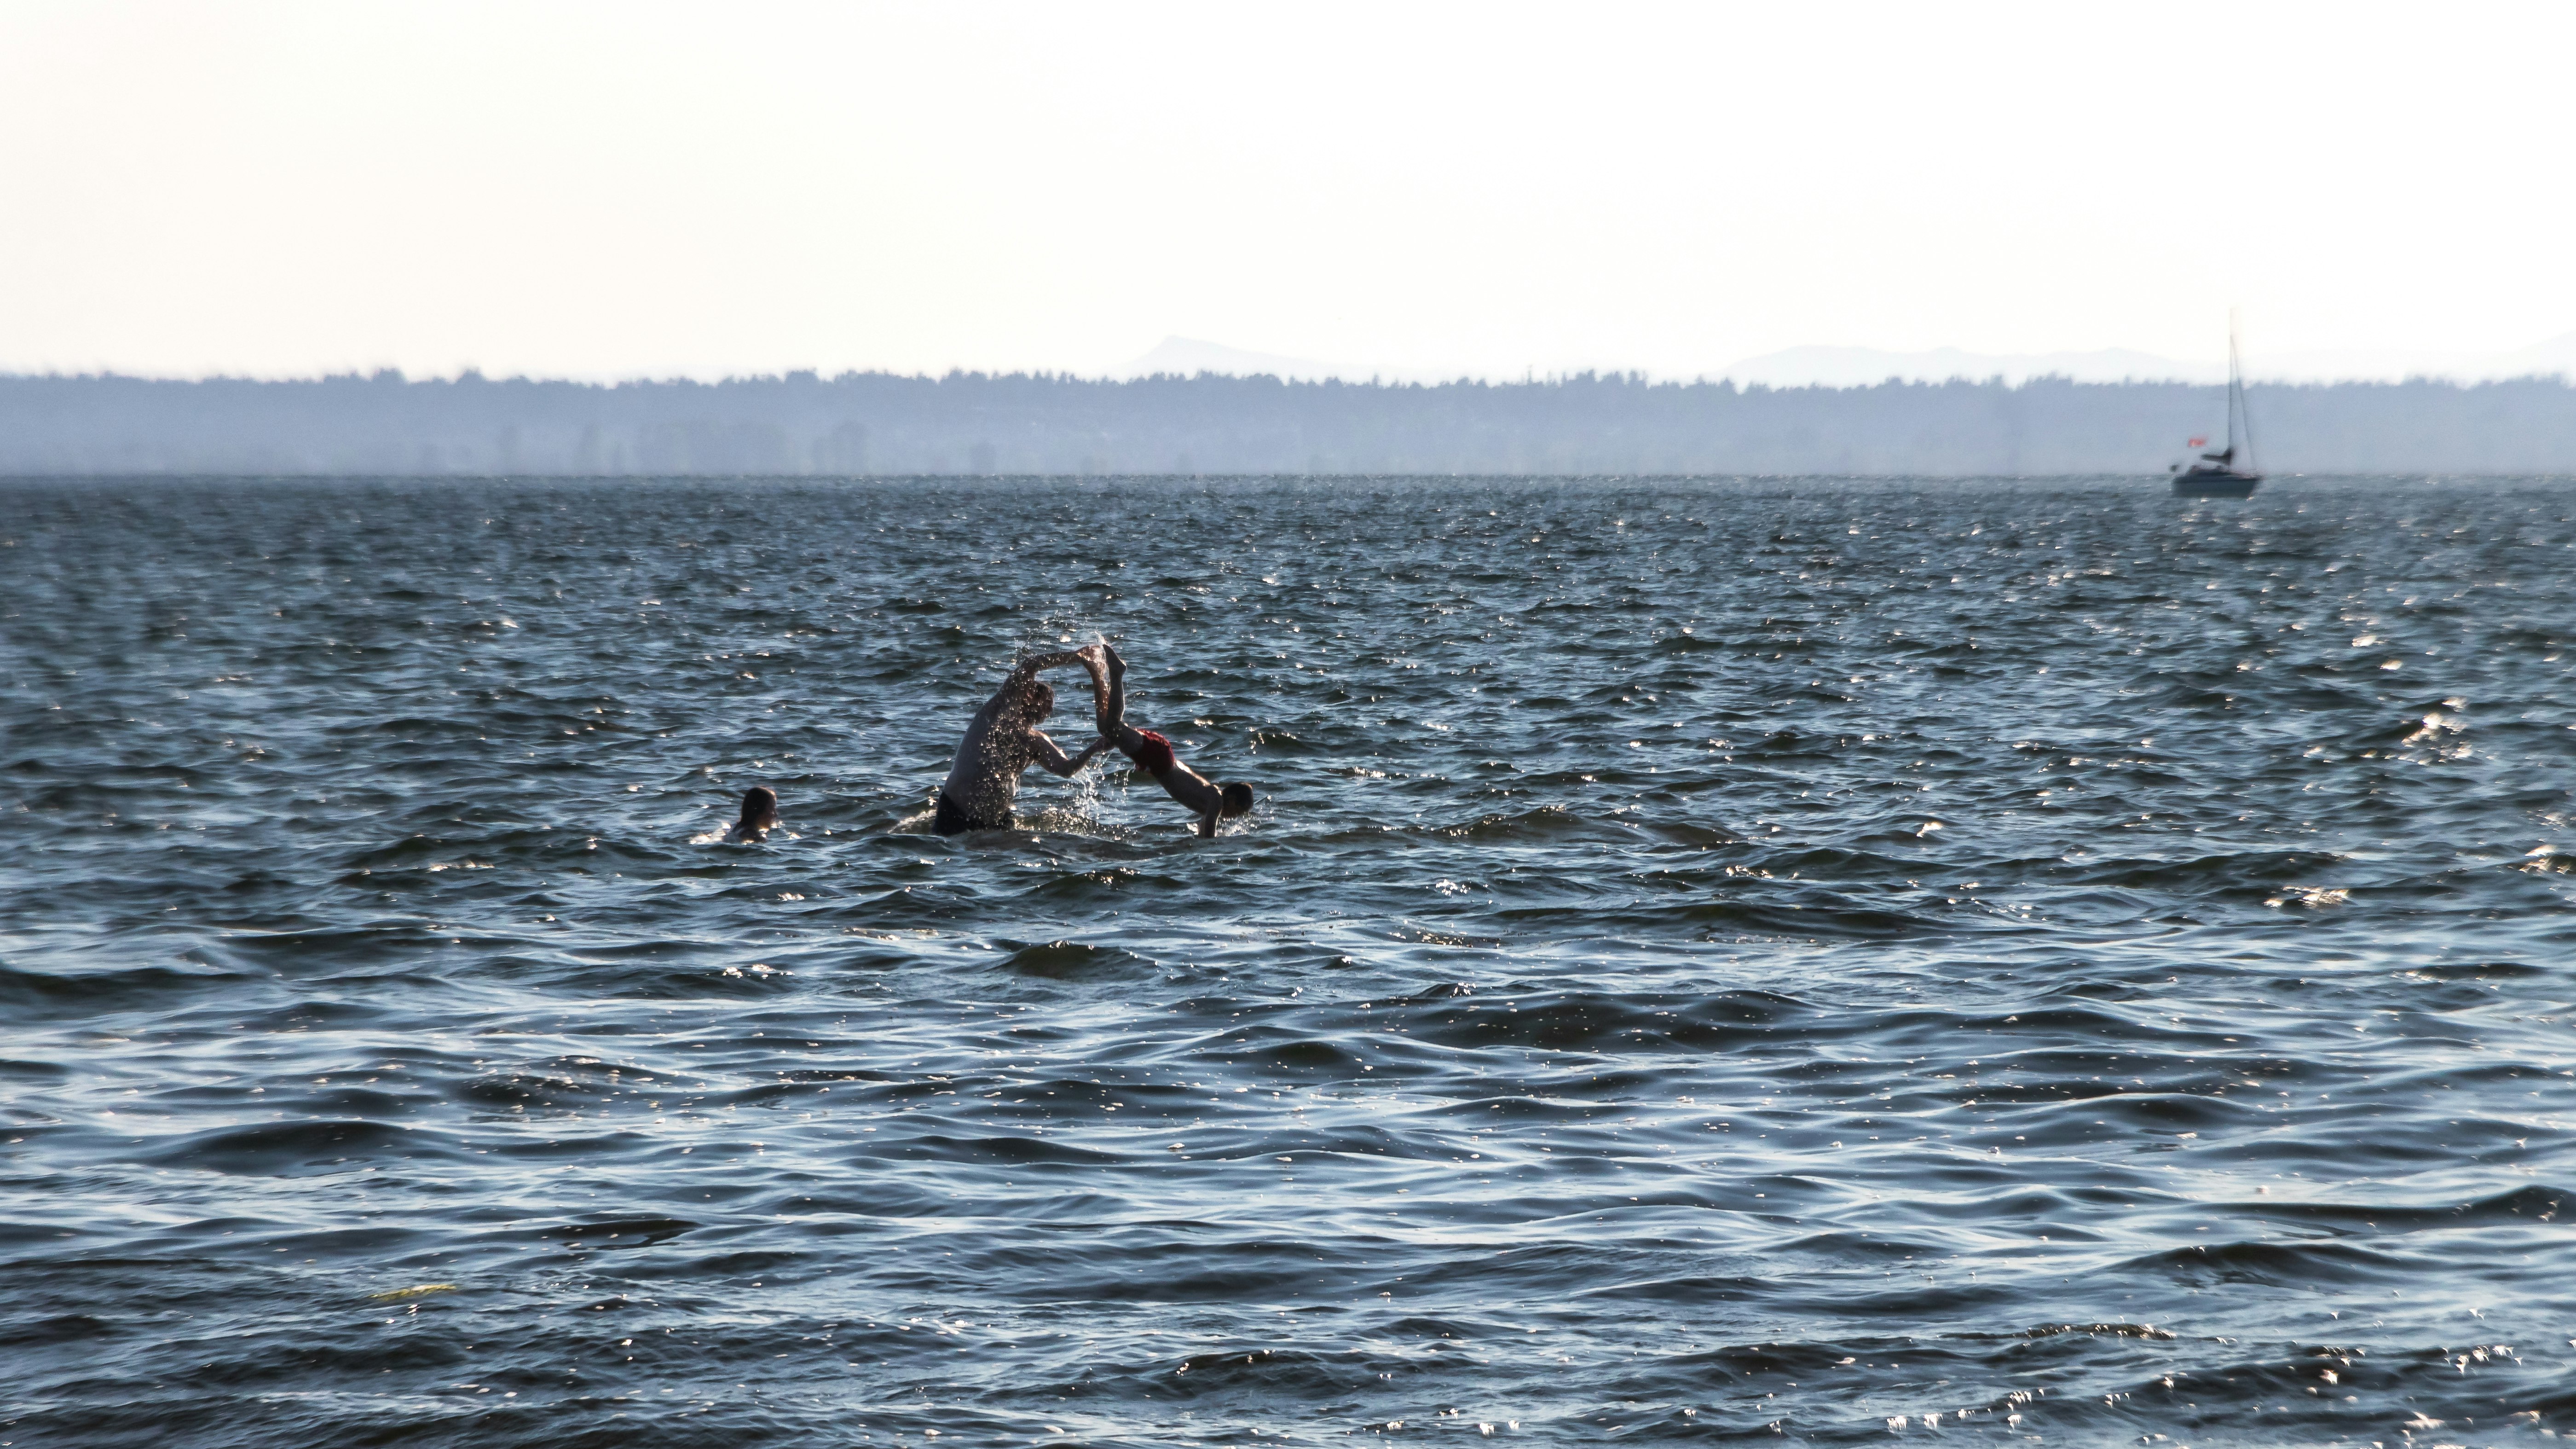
[5,1,2570,380]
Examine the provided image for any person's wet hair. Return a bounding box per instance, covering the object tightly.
[1220,781,1254,817]
[736,786,779,837]
[1021,680,1055,718]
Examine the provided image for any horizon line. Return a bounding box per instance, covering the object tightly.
[8,366,2574,392]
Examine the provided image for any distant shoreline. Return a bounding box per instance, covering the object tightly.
[11,370,2576,476]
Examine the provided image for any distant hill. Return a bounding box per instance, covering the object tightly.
[1710,335,2576,387]
[2472,330,2576,382]
[7,369,2576,476]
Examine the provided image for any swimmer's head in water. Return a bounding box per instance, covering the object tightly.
[737,786,780,831]
[1219,781,1254,818]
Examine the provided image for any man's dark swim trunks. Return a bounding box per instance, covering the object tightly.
[1132,729,1178,776]
[934,791,1008,836]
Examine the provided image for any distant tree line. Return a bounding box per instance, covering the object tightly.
[5,368,2576,476]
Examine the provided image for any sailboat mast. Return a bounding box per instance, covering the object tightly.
[2225,311,2240,459]
[2228,310,2255,473]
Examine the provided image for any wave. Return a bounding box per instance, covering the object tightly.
[144,1120,445,1177]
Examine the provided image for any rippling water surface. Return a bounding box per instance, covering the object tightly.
[5,475,2574,1447]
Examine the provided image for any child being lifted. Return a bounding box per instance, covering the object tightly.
[1096,643,1255,837]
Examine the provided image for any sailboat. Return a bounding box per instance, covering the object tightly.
[2171,315,2262,498]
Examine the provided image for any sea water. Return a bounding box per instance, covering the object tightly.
[2,474,2571,1446]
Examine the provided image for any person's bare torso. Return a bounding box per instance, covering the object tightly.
[941,695,1042,823]
[937,649,1109,828]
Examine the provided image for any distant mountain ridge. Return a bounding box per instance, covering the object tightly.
[2446,329,2576,382]
[1713,345,2209,387]
[1112,336,2211,387]
[1109,333,2576,388]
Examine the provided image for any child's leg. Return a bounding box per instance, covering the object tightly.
[1098,643,1128,739]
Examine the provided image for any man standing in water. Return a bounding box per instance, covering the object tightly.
[1095,643,1255,837]
[933,647,1114,835]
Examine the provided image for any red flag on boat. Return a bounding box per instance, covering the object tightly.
[2187,436,2207,448]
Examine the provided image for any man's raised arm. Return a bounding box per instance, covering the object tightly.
[1005,649,1085,685]
[1007,647,1113,722]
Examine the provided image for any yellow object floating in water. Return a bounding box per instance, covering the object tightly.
[368,1283,458,1301]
